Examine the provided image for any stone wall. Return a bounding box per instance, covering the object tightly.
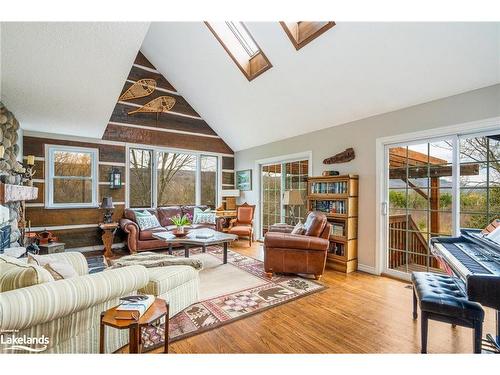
[0,101,23,245]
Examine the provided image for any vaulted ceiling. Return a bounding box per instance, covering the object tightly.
[1,22,499,151]
[0,22,150,138]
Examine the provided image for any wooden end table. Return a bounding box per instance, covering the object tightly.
[99,222,119,258]
[99,298,169,354]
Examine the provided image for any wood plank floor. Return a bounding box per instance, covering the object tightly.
[140,240,496,354]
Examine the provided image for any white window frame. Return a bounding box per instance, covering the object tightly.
[375,116,500,278]
[125,145,221,209]
[45,144,99,209]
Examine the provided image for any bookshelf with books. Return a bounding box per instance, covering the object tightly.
[307,175,358,273]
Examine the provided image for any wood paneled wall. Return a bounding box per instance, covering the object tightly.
[102,52,233,155]
[24,51,235,250]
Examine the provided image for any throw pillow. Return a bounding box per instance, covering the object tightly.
[291,222,305,235]
[43,262,79,280]
[135,211,161,231]
[28,254,79,280]
[193,207,216,225]
[0,255,54,292]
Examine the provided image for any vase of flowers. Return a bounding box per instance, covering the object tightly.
[171,213,192,236]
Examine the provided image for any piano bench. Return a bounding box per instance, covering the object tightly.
[411,272,485,354]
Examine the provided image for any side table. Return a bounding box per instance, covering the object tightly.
[38,242,65,254]
[99,222,118,258]
[100,298,169,354]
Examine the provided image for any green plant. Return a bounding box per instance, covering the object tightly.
[171,213,192,227]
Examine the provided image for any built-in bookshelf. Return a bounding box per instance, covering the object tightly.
[307,175,358,273]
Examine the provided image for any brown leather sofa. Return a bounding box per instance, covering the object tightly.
[264,211,331,279]
[120,205,224,254]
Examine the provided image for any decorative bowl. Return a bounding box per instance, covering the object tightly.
[172,229,190,238]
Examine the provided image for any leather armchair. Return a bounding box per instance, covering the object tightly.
[264,211,331,279]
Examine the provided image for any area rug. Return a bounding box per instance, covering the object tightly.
[139,246,327,351]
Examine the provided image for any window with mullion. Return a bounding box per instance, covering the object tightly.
[47,145,98,208]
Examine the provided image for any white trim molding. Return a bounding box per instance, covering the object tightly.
[357,264,378,275]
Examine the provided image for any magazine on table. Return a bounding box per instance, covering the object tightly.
[115,294,155,320]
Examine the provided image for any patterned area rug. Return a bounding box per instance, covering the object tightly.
[86,255,107,274]
[139,246,327,351]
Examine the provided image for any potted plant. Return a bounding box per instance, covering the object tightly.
[171,213,192,235]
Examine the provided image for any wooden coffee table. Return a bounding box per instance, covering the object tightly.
[153,229,238,264]
[100,298,169,354]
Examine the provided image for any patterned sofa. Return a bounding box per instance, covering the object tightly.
[0,252,199,353]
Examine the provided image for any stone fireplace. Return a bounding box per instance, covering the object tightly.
[0,101,24,246]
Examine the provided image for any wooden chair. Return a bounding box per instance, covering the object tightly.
[228,202,255,246]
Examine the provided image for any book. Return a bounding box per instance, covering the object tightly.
[115,295,155,320]
[195,229,215,239]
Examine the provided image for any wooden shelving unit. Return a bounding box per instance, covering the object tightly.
[306,175,358,273]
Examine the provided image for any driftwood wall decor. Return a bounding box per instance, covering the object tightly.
[128,96,176,115]
[323,148,355,164]
[119,79,157,101]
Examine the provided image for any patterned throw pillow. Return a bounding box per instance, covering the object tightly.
[135,211,161,231]
[291,222,305,235]
[193,207,216,225]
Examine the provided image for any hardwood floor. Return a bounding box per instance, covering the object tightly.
[144,240,496,354]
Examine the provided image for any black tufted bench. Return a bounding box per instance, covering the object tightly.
[411,272,485,353]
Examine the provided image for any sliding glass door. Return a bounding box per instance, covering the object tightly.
[383,130,500,277]
[387,140,453,275]
[261,159,309,237]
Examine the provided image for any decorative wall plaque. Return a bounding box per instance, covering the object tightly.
[323,148,355,164]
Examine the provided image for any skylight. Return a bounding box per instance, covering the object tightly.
[281,21,336,50]
[205,22,272,81]
[225,22,259,57]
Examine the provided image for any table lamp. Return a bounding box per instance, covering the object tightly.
[100,197,115,224]
[282,190,304,224]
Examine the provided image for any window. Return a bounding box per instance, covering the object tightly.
[459,134,500,229]
[384,130,500,276]
[46,145,98,208]
[157,152,196,206]
[200,155,218,208]
[205,22,272,81]
[129,148,153,208]
[280,21,336,50]
[127,147,219,209]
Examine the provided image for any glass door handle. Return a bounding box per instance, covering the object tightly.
[381,202,388,216]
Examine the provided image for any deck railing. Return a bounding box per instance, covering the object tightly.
[389,214,438,270]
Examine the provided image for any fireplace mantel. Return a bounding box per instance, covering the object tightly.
[0,182,39,204]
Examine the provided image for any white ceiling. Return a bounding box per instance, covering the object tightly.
[141,22,500,151]
[0,22,150,138]
[0,22,498,150]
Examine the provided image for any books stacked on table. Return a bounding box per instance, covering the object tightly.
[115,295,155,320]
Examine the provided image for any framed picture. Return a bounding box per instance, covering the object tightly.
[236,169,252,191]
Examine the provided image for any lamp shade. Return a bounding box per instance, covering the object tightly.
[100,196,115,209]
[282,190,303,206]
[221,189,240,198]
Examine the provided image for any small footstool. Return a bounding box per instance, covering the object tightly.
[411,272,484,353]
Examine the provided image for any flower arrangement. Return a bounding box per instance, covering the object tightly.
[171,213,192,228]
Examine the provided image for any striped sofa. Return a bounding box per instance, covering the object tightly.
[0,252,200,353]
